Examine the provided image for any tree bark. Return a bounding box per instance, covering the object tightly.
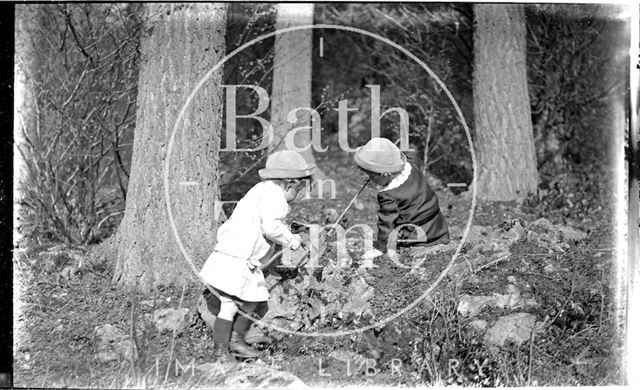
[14,5,41,245]
[112,3,226,290]
[271,3,320,167]
[473,4,538,201]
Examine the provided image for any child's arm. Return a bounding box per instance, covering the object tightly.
[375,194,400,252]
[260,190,298,248]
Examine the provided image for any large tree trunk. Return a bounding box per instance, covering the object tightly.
[270,3,320,166]
[473,4,538,201]
[112,4,226,291]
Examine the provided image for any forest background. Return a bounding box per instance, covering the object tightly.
[10,2,638,388]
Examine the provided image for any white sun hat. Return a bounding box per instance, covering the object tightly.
[258,150,315,179]
[354,137,406,174]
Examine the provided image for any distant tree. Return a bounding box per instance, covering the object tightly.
[270,3,322,167]
[473,4,538,201]
[111,4,227,290]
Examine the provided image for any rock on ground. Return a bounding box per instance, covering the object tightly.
[557,225,588,242]
[529,218,554,230]
[410,240,458,258]
[529,217,587,244]
[197,362,306,388]
[493,284,522,309]
[468,319,488,333]
[457,295,497,317]
[93,324,137,363]
[484,313,538,347]
[458,283,538,318]
[153,308,189,333]
[500,221,527,242]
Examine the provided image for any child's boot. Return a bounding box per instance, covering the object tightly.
[230,313,261,358]
[212,317,236,364]
[212,343,236,364]
[230,331,260,358]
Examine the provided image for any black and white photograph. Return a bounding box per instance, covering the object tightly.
[10,2,639,388]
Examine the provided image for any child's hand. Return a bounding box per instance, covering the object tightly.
[289,234,302,250]
[362,248,384,260]
[247,258,262,271]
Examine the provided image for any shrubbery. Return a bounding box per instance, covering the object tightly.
[16,4,141,244]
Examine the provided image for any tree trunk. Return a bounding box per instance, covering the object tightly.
[271,3,320,167]
[112,3,226,291]
[473,4,538,201]
[14,5,39,245]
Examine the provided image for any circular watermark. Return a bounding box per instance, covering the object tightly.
[164,24,477,338]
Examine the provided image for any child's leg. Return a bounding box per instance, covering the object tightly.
[232,301,259,335]
[230,301,266,358]
[202,290,267,343]
[213,295,237,349]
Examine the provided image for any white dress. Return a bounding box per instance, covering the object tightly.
[199,181,294,302]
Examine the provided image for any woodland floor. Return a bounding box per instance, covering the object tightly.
[13,151,626,388]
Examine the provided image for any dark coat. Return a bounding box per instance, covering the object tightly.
[375,163,449,251]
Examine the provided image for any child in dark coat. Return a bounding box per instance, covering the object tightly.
[354,137,449,260]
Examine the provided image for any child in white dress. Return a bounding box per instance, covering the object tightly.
[199,150,314,362]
